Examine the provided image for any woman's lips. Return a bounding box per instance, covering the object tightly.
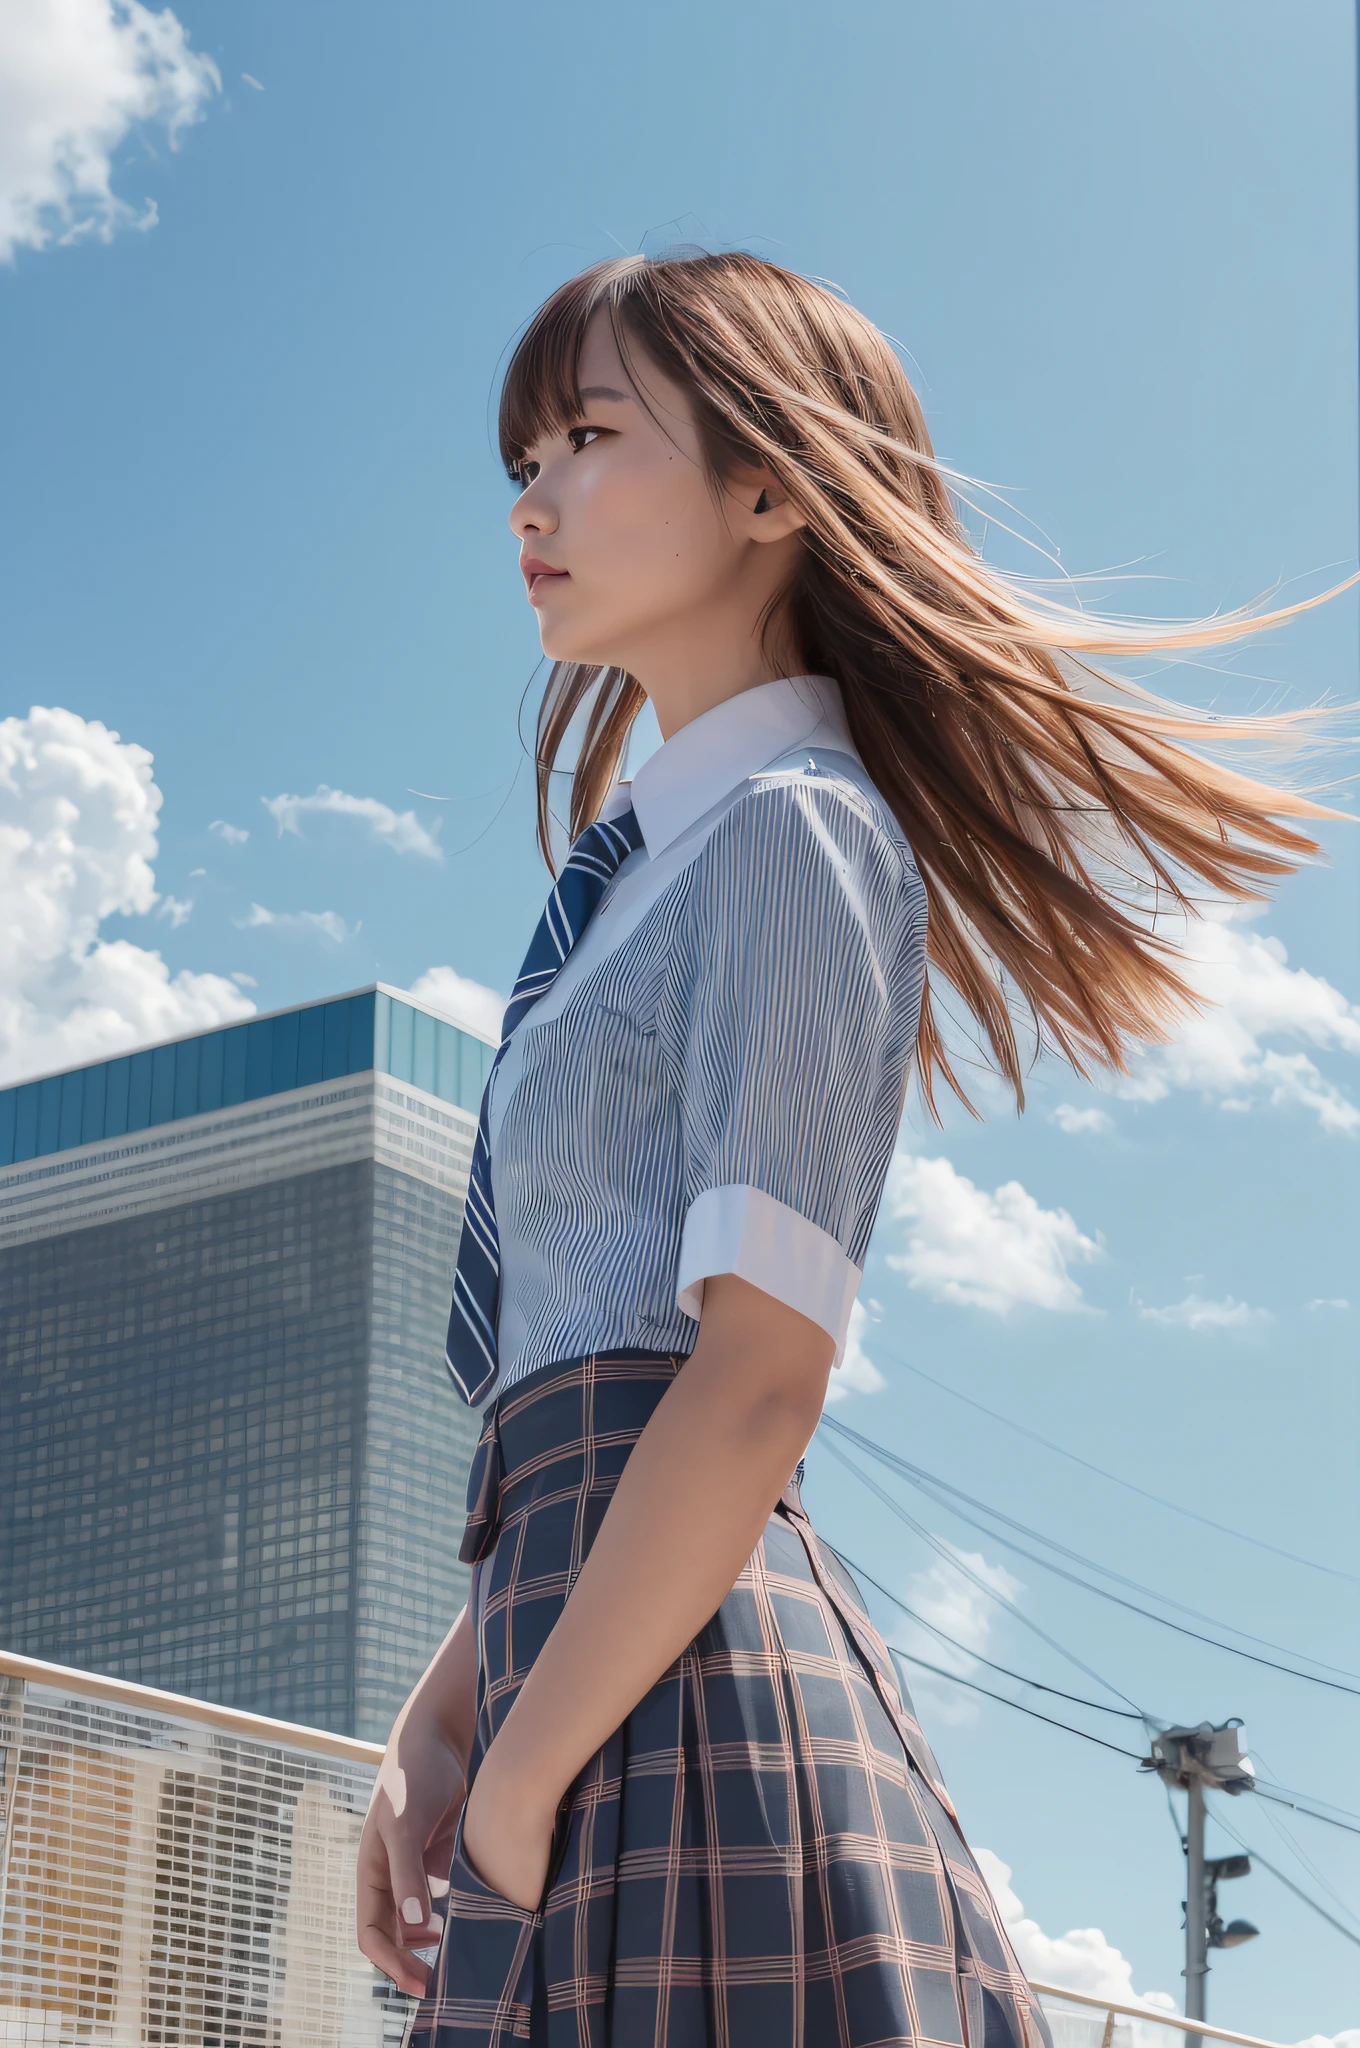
[521,558,569,602]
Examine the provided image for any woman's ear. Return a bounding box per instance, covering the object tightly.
[737,473,806,541]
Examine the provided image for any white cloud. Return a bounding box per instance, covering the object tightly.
[884,1149,1103,1314]
[230,970,257,987]
[156,893,192,927]
[1051,1103,1113,1136]
[1293,2033,1360,2048]
[240,902,356,944]
[975,1849,1177,2048]
[209,819,248,846]
[263,785,442,860]
[0,0,219,264]
[891,1543,1021,1726]
[824,1298,886,1405]
[1306,1297,1350,1313]
[1138,1292,1272,1333]
[1114,912,1360,1135]
[408,965,505,1042]
[241,72,263,90]
[0,705,253,1084]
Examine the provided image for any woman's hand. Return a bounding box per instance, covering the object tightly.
[460,1746,557,1912]
[356,1604,479,1995]
[356,1717,465,1994]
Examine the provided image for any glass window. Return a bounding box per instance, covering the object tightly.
[150,1044,176,1126]
[387,999,414,1085]
[127,1050,153,1132]
[223,1025,248,1107]
[412,1008,435,1095]
[244,1020,273,1101]
[38,1076,61,1154]
[322,1000,350,1081]
[81,1062,107,1146]
[0,1089,15,1167]
[297,1005,325,1088]
[198,1032,225,1114]
[270,1010,300,1096]
[173,1037,200,1122]
[349,992,375,1072]
[105,1058,130,1137]
[58,1072,83,1152]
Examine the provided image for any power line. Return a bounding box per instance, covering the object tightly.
[1252,1789,1360,1840]
[823,1414,1360,1680]
[875,1346,1359,1586]
[817,1435,1147,1715]
[821,1433,1360,1847]
[887,1647,1146,1760]
[819,1418,1360,1696]
[830,1544,1146,1719]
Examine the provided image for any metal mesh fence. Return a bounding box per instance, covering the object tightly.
[0,1667,411,2048]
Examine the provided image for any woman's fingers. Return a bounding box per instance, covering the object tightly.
[382,1821,444,1944]
[355,1812,439,1995]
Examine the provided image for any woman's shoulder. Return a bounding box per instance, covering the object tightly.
[702,743,924,898]
[671,744,927,969]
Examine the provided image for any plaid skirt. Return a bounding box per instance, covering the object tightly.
[406,1351,1050,2048]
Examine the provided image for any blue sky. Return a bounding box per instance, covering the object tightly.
[1,2,1357,2037]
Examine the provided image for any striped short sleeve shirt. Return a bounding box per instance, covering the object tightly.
[487,675,928,1390]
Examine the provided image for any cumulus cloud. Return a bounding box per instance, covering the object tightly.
[209,819,248,846]
[408,965,506,1042]
[975,1849,1177,2047]
[156,893,192,927]
[1051,1103,1113,1137]
[0,706,253,1084]
[1138,1293,1272,1334]
[240,902,356,944]
[891,1543,1021,1726]
[1113,912,1360,1135]
[263,785,442,860]
[824,1298,886,1405]
[0,0,220,264]
[1306,1297,1350,1313]
[884,1149,1103,1314]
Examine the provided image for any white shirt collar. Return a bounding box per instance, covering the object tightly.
[599,675,856,856]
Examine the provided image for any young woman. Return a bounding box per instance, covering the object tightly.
[356,251,1336,2047]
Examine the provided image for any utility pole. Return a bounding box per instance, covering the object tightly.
[1142,1721,1260,2046]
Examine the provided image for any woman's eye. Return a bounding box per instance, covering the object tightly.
[512,459,540,488]
[567,425,603,452]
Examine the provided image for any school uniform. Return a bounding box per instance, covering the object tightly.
[407,676,1051,2047]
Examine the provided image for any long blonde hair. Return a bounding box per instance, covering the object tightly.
[499,250,1346,1114]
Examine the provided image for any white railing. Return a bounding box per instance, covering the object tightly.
[1031,1979,1289,2048]
[0,1651,1293,2048]
[0,1649,408,2048]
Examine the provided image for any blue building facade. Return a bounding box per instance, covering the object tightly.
[0,987,492,1739]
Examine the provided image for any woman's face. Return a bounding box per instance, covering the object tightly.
[508,310,802,699]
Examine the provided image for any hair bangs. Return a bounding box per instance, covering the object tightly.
[498,260,650,479]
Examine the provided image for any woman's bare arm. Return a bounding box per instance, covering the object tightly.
[356,1598,479,1993]
[462,1273,835,1908]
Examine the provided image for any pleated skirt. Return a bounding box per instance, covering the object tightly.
[405,1350,1051,2048]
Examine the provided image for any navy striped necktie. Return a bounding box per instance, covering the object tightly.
[444,806,644,1404]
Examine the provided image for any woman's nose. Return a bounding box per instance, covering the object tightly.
[509,478,557,540]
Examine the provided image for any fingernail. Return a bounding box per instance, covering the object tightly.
[428,1877,449,1899]
[401,1897,424,1924]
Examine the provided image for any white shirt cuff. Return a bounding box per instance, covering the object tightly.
[675,1184,861,1367]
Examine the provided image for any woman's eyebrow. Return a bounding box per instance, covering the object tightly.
[576,384,633,403]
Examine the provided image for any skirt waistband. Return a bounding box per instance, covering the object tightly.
[459,1349,685,1565]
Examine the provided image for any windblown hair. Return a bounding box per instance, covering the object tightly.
[499,250,1345,1114]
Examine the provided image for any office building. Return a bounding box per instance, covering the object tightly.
[0,987,492,1742]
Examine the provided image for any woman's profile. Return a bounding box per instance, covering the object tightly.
[356,250,1339,2047]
